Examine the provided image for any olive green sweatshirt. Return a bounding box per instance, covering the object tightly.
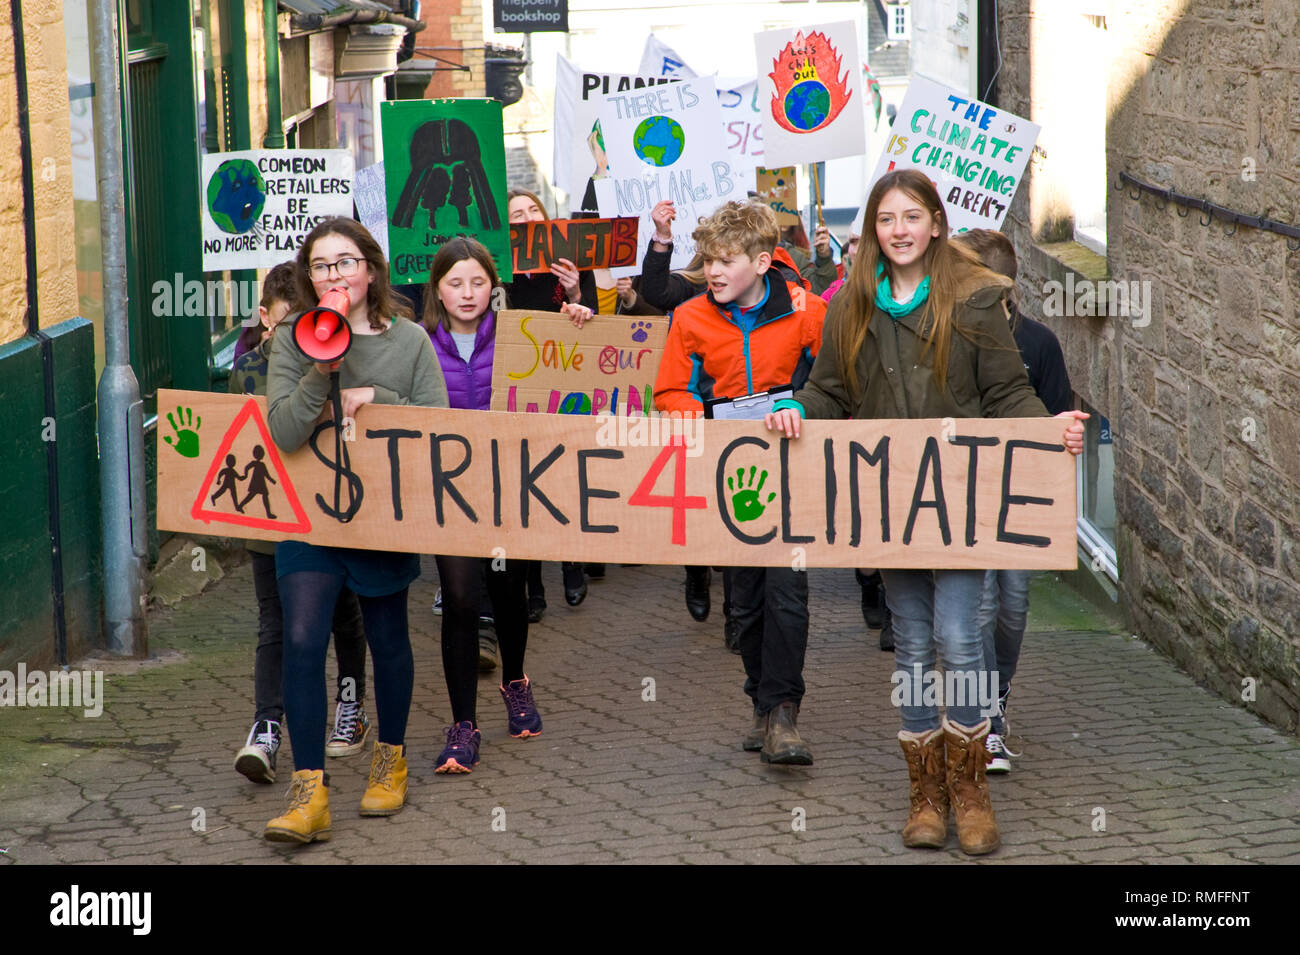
[267,315,448,454]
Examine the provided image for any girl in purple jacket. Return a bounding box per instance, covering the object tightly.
[421,238,590,773]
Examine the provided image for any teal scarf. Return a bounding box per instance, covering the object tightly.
[875,262,930,318]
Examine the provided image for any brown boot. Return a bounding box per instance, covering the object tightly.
[742,706,768,752]
[760,701,813,765]
[943,718,1000,855]
[898,727,947,848]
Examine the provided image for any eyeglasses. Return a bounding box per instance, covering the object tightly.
[308,256,363,281]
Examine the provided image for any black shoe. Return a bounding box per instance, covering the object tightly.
[723,615,742,654]
[859,571,885,630]
[562,562,587,606]
[585,563,606,580]
[527,593,546,623]
[879,609,895,652]
[685,566,711,622]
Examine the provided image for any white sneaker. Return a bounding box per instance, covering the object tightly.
[432,589,443,615]
[986,732,1012,774]
[235,720,281,784]
[325,700,370,757]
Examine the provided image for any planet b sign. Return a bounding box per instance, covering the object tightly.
[755,21,866,166]
[634,115,686,167]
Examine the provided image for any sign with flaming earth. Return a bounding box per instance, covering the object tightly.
[755,22,866,166]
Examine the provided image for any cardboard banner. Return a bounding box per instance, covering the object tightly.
[157,388,1078,570]
[871,75,1040,233]
[593,75,745,276]
[754,21,866,166]
[756,166,800,225]
[637,36,765,172]
[380,99,510,286]
[509,217,640,275]
[553,55,680,214]
[200,150,355,270]
[489,309,669,417]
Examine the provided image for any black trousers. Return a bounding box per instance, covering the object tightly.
[725,566,809,713]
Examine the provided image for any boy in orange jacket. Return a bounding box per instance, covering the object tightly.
[654,200,826,764]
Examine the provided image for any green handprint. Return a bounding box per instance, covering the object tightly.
[728,465,775,523]
[163,405,202,458]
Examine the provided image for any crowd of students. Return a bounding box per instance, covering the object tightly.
[229,172,1081,857]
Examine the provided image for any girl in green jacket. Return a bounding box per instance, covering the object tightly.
[766,169,1086,856]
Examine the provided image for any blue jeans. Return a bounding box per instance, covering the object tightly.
[880,569,990,732]
[976,569,1030,734]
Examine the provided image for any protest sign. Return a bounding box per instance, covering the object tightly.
[870,75,1040,233]
[754,21,866,166]
[157,388,1078,569]
[353,161,389,257]
[553,55,680,213]
[756,167,800,225]
[637,36,765,172]
[489,309,668,417]
[200,150,354,271]
[380,99,510,285]
[509,217,640,275]
[593,75,744,275]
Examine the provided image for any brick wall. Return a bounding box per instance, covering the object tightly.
[422,0,485,98]
[1000,0,1300,733]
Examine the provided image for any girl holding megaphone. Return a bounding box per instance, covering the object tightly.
[264,217,448,845]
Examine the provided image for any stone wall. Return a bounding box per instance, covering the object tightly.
[999,0,1300,732]
[0,0,77,346]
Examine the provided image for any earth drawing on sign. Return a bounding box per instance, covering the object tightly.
[633,116,686,167]
[207,159,267,235]
[783,81,831,131]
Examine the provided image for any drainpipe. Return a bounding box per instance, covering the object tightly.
[11,0,69,664]
[91,0,148,656]
[263,0,284,147]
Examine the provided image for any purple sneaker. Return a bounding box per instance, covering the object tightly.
[434,721,481,774]
[500,675,543,738]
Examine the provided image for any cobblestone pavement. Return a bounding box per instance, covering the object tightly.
[2,559,1299,865]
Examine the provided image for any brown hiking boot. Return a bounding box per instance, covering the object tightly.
[760,701,813,765]
[898,727,948,849]
[943,718,1000,855]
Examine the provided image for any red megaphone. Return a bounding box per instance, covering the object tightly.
[291,286,353,362]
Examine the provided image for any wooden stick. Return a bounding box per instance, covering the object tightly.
[809,162,825,227]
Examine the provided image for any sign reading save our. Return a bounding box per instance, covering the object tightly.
[156,389,1078,570]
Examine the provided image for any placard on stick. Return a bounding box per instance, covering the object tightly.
[756,167,800,226]
[871,75,1040,233]
[381,98,510,285]
[158,388,1078,570]
[509,217,640,275]
[489,309,668,417]
[201,150,355,270]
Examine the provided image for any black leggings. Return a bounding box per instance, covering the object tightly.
[435,555,529,725]
[280,571,413,771]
